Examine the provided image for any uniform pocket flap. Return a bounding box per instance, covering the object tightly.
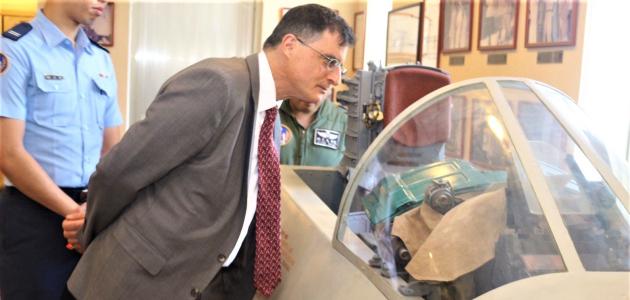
[34,73,71,93]
[92,77,115,96]
[113,224,167,276]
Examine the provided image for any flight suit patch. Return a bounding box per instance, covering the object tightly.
[280,124,292,146]
[314,128,341,150]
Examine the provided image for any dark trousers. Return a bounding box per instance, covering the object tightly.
[0,187,84,300]
[201,219,257,300]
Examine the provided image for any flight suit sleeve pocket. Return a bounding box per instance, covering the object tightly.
[113,224,167,276]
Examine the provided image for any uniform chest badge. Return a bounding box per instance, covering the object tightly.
[98,72,110,79]
[0,53,9,76]
[44,74,64,80]
[280,124,292,146]
[314,128,341,150]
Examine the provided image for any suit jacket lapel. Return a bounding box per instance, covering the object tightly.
[242,54,260,199]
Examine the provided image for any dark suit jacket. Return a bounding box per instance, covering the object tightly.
[68,54,260,299]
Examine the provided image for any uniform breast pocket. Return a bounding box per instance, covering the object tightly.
[32,74,76,126]
[91,77,115,129]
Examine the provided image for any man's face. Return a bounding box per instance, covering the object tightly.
[64,0,107,26]
[285,31,348,104]
[288,96,325,115]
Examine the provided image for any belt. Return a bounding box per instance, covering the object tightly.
[5,186,87,203]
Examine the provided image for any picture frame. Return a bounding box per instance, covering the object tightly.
[478,0,519,51]
[525,0,579,48]
[84,2,114,47]
[445,95,466,158]
[386,3,423,66]
[353,11,366,70]
[470,99,508,169]
[440,0,473,54]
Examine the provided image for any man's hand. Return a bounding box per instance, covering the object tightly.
[62,203,87,253]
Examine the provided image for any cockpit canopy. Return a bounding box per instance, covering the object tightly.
[334,78,629,299]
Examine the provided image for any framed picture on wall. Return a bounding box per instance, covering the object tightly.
[525,0,578,48]
[353,11,366,70]
[440,0,473,53]
[84,2,114,46]
[478,0,519,51]
[386,3,423,66]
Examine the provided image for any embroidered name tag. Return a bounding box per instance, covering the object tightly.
[44,74,64,80]
[314,128,341,150]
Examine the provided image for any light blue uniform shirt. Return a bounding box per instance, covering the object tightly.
[0,11,123,187]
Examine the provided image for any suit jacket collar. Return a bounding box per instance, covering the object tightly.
[245,54,260,110]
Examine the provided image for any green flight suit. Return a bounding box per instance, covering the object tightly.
[279,99,347,166]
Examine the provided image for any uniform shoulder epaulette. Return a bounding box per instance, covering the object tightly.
[90,39,110,53]
[2,22,33,41]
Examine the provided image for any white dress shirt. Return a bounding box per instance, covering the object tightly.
[224,52,279,266]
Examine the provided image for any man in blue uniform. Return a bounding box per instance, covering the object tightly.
[0,0,122,299]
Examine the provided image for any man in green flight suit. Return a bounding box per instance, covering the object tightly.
[279,96,347,166]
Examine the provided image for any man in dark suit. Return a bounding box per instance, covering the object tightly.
[61,4,354,299]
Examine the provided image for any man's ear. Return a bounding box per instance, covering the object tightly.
[280,34,299,57]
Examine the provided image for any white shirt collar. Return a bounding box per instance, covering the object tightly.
[257,52,279,112]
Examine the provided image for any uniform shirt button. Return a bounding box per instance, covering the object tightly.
[190,288,201,298]
[217,254,226,263]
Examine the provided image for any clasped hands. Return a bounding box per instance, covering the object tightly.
[62,203,86,253]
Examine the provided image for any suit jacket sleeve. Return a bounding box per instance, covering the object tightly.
[81,65,231,247]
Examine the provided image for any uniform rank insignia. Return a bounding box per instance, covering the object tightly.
[2,22,33,41]
[314,128,341,149]
[0,53,8,75]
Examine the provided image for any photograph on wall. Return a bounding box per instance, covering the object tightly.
[526,0,578,47]
[440,0,473,53]
[84,2,114,46]
[386,3,422,66]
[353,11,366,70]
[478,0,519,50]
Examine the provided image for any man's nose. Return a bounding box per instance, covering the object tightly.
[327,68,341,86]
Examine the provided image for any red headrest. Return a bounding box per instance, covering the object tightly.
[383,66,451,147]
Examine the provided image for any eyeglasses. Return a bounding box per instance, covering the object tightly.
[296,37,347,75]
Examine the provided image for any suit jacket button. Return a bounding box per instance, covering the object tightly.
[190,288,201,298]
[217,254,227,263]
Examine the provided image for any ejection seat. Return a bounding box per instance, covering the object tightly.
[366,65,453,280]
[379,65,451,166]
